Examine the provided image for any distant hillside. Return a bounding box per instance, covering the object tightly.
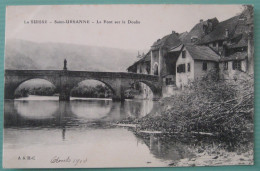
[5,39,139,72]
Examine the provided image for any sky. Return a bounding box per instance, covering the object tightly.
[6,5,243,50]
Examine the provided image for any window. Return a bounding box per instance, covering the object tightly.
[219,41,223,47]
[187,63,191,72]
[213,42,217,47]
[232,61,241,70]
[224,62,228,70]
[202,62,207,71]
[215,63,219,70]
[182,51,186,58]
[177,64,186,73]
[166,78,174,85]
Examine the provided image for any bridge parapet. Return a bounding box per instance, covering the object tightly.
[5,70,61,76]
[5,70,159,81]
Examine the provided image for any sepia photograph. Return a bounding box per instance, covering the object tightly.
[3,4,254,168]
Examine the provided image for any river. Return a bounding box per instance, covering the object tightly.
[3,96,253,168]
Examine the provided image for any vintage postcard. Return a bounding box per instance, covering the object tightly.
[3,4,254,168]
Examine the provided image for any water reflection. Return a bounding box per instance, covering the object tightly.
[3,97,251,168]
[4,97,158,128]
[4,97,172,168]
[14,101,59,119]
[142,134,196,162]
[70,100,111,120]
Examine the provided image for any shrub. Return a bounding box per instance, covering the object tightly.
[138,72,254,143]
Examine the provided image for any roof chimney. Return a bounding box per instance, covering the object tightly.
[172,30,175,34]
[200,19,203,23]
[225,29,229,38]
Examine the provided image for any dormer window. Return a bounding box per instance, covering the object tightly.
[191,36,198,43]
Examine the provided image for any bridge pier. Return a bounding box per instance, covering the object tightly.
[59,88,71,101]
[112,87,125,102]
[58,71,71,101]
[111,79,126,102]
[4,88,15,100]
[4,85,16,100]
[112,96,125,102]
[152,88,162,101]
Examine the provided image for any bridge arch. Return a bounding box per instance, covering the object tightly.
[130,80,161,100]
[70,79,116,99]
[5,77,58,99]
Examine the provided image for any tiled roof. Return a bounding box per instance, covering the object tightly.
[185,45,220,62]
[220,52,247,62]
[178,32,188,42]
[151,32,182,50]
[198,6,252,46]
[228,33,248,48]
[127,51,151,70]
[168,44,183,52]
[199,16,240,44]
[183,18,219,44]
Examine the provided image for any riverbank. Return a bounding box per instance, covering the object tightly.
[120,74,254,141]
[175,147,253,167]
[115,74,254,166]
[113,123,253,166]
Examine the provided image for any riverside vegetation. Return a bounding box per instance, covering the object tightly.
[117,71,254,166]
[120,71,254,143]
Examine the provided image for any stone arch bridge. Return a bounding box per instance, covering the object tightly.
[4,70,162,101]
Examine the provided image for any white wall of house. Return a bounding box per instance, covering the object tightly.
[137,63,149,74]
[151,50,159,75]
[176,47,219,88]
[241,60,247,72]
[193,60,216,79]
[219,59,247,79]
[176,48,195,88]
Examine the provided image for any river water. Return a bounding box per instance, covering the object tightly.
[3,96,253,168]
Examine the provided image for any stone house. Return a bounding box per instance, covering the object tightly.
[127,31,188,97]
[197,7,254,79]
[127,52,153,99]
[127,6,253,97]
[175,45,220,88]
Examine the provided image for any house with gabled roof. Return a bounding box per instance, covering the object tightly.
[176,44,220,88]
[127,6,253,97]
[127,30,221,95]
[197,6,253,78]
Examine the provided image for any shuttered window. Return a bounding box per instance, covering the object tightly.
[177,64,186,73]
[202,62,207,71]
